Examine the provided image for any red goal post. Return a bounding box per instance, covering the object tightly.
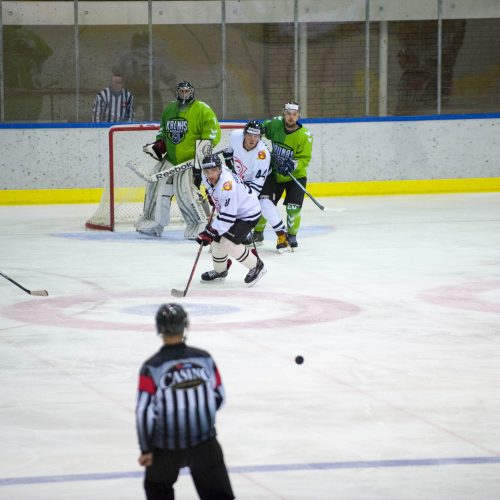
[85,123,242,231]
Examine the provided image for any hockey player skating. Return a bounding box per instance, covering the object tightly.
[136,81,221,239]
[196,154,266,287]
[252,101,313,248]
[224,120,290,252]
[136,303,234,500]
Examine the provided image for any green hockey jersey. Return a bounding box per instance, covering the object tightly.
[262,116,313,183]
[156,99,221,165]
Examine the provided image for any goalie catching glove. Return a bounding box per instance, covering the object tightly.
[277,158,297,176]
[143,139,166,162]
[196,225,219,246]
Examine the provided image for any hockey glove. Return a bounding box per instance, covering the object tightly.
[222,147,235,172]
[196,225,219,246]
[143,139,166,162]
[193,167,202,189]
[277,158,297,176]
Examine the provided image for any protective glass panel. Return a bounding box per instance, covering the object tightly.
[3,25,73,122]
[79,26,144,122]
[442,18,500,114]
[152,25,222,119]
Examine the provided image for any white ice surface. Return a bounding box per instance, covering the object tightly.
[1,193,500,499]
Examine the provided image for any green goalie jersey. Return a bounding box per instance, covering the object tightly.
[262,116,313,183]
[156,99,221,165]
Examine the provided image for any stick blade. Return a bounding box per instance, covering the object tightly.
[30,290,49,296]
[171,288,186,298]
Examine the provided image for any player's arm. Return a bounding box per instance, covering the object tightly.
[200,105,221,147]
[143,109,168,161]
[248,147,271,194]
[136,366,157,455]
[293,129,313,174]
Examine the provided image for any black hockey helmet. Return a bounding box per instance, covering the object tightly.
[176,81,194,104]
[156,303,189,336]
[201,154,222,170]
[244,120,264,136]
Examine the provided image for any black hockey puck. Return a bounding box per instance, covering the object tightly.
[295,355,304,365]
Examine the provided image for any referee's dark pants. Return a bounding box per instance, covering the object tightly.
[144,437,234,500]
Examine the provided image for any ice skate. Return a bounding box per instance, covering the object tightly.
[201,260,232,284]
[276,230,291,253]
[252,231,264,246]
[287,234,298,248]
[244,259,266,287]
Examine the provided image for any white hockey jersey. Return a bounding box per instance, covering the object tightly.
[202,166,261,236]
[229,129,271,195]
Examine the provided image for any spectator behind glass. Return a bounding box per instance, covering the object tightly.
[92,70,134,123]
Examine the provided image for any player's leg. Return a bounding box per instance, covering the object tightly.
[248,175,277,245]
[200,240,232,283]
[135,175,174,237]
[223,221,266,286]
[283,177,306,248]
[259,197,289,252]
[202,221,266,286]
[144,448,183,500]
[174,169,207,240]
[188,438,234,500]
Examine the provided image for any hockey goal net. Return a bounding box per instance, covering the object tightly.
[85,123,241,231]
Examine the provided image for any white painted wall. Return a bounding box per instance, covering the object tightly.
[0,117,498,191]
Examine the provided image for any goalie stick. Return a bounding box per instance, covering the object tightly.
[288,172,325,211]
[0,270,49,296]
[171,205,216,298]
[125,149,226,184]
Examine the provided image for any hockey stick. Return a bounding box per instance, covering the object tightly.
[125,158,196,183]
[0,270,48,296]
[126,149,227,184]
[288,172,325,211]
[171,205,216,298]
[289,172,325,211]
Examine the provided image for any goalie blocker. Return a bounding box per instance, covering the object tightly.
[135,140,212,239]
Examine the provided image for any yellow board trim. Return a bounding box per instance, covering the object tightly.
[1,178,499,205]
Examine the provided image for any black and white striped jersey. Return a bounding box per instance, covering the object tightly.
[202,166,262,236]
[229,129,271,195]
[136,343,225,452]
[92,86,134,122]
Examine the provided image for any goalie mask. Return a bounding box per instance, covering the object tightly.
[156,303,189,337]
[244,120,264,137]
[176,81,194,104]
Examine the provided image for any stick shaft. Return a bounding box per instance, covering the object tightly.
[171,205,216,298]
[0,271,48,296]
[288,173,325,210]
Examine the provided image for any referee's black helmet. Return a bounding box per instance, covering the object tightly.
[156,303,189,336]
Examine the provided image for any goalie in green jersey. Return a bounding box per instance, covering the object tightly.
[136,81,221,239]
[252,102,313,248]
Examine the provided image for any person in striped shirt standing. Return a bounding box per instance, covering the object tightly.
[136,303,234,500]
[92,70,134,122]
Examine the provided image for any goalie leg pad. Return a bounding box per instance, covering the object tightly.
[136,175,174,236]
[174,169,207,240]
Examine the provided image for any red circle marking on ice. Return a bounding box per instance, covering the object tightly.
[420,280,500,313]
[1,289,361,331]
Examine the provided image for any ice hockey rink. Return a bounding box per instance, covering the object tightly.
[1,192,500,500]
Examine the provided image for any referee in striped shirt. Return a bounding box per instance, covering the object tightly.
[136,303,234,500]
[92,71,134,122]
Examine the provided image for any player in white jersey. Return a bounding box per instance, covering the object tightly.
[224,120,290,252]
[196,154,266,287]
